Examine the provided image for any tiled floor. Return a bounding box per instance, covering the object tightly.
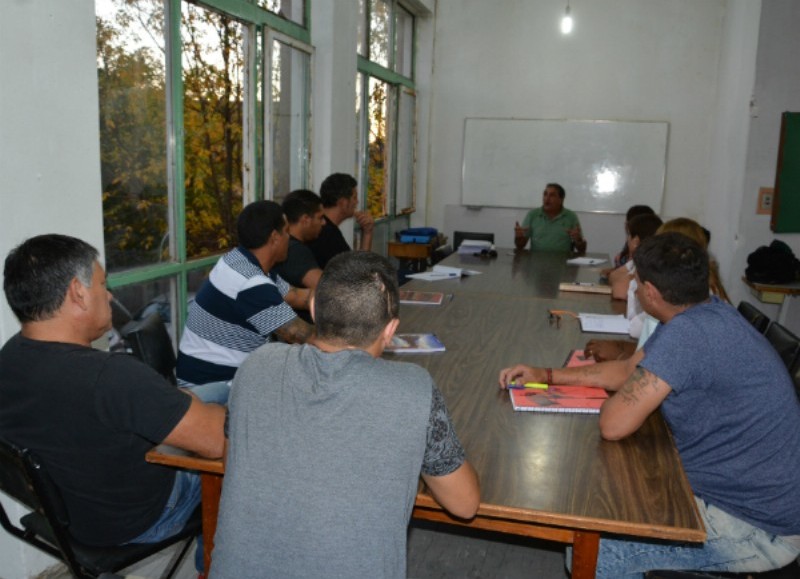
[40,521,569,578]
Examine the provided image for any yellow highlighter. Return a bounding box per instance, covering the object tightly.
[523,382,549,390]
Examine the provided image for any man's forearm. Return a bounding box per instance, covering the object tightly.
[274,317,314,344]
[358,229,373,252]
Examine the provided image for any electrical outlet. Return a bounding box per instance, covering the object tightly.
[757,187,773,215]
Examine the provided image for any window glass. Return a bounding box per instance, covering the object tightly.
[355,72,365,179]
[395,5,413,77]
[256,0,306,27]
[269,37,311,203]
[396,88,416,213]
[356,0,367,57]
[368,0,391,68]
[110,276,177,347]
[181,3,245,259]
[97,0,169,273]
[366,77,391,219]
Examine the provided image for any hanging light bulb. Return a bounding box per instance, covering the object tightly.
[561,2,573,35]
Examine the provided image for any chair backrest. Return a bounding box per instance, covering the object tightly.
[453,231,495,250]
[121,312,177,384]
[0,438,200,578]
[765,321,800,371]
[0,438,78,565]
[431,244,454,265]
[737,300,770,334]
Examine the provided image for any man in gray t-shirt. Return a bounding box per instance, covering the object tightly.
[211,252,480,579]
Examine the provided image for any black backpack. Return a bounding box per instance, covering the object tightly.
[745,240,800,284]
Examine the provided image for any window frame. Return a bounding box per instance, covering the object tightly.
[356,0,418,236]
[101,0,312,337]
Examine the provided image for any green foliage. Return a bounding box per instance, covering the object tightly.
[366,80,387,219]
[98,0,244,270]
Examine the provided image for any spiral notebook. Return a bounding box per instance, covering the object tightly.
[509,350,609,413]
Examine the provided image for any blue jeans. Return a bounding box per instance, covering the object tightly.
[568,497,800,578]
[178,379,231,405]
[127,470,204,571]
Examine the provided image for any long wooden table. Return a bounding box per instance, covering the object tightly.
[148,249,704,577]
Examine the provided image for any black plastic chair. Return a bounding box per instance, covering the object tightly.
[453,231,495,250]
[765,321,800,372]
[737,301,770,334]
[0,438,200,579]
[121,312,177,385]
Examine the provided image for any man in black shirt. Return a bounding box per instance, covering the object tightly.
[307,173,374,269]
[0,234,224,566]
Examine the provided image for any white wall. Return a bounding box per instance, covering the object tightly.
[731,0,800,332]
[424,0,733,253]
[0,0,104,575]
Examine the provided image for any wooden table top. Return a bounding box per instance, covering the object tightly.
[147,249,704,548]
[404,250,613,300]
[394,290,703,542]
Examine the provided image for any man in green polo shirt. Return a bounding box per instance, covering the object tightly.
[514,183,587,252]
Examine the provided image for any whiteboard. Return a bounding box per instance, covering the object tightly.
[461,118,668,214]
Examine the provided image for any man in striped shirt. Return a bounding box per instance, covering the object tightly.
[176,201,313,391]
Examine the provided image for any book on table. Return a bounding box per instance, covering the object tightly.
[385,333,446,354]
[509,349,609,413]
[399,290,445,306]
[558,282,612,295]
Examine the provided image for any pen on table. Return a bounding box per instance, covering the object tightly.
[429,273,459,278]
[574,282,595,287]
[507,382,549,390]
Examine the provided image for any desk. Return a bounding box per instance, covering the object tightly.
[145,446,222,573]
[743,276,800,325]
[148,250,704,578]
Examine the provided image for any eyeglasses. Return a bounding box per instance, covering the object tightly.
[472,248,498,258]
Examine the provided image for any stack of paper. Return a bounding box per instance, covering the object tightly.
[567,257,607,266]
[405,264,482,281]
[577,313,630,334]
[457,239,493,255]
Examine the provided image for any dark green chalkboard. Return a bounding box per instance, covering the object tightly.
[772,112,800,233]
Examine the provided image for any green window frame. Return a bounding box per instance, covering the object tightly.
[356,0,418,251]
[96,0,312,342]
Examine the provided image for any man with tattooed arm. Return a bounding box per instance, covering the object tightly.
[499,233,800,578]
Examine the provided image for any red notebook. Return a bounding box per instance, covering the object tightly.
[509,350,609,414]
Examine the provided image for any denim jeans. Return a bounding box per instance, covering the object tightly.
[568,496,800,579]
[127,470,204,571]
[178,379,231,405]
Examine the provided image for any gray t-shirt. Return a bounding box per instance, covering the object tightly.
[211,343,466,579]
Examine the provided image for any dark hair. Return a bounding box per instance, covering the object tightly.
[634,233,709,306]
[237,200,285,249]
[625,205,656,222]
[628,214,663,242]
[282,189,322,224]
[4,234,99,323]
[545,183,566,199]
[320,173,358,208]
[314,252,399,347]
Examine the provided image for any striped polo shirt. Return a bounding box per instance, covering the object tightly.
[176,247,296,385]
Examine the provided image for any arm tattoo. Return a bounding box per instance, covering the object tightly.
[274,317,313,344]
[618,367,660,406]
